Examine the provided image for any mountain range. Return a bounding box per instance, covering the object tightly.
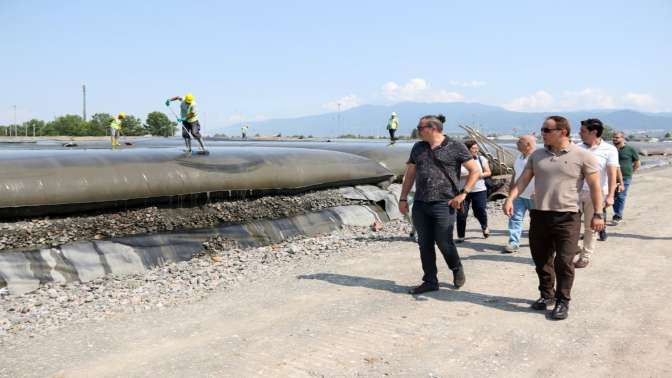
[223,102,672,137]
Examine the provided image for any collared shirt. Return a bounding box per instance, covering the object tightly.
[525,143,599,212]
[407,136,472,202]
[514,153,534,199]
[579,140,619,194]
[617,144,639,178]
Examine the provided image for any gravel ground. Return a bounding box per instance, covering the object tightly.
[0,201,507,343]
[0,189,365,252]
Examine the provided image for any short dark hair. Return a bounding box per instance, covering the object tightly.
[418,114,446,131]
[581,118,604,137]
[464,140,478,149]
[545,115,571,137]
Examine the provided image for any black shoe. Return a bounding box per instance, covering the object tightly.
[531,297,555,311]
[455,237,465,244]
[550,300,569,320]
[453,268,466,289]
[598,230,608,241]
[408,282,439,295]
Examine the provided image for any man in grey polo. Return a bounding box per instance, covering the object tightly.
[504,115,604,320]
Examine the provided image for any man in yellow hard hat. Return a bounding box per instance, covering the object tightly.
[166,93,206,153]
[387,112,399,142]
[110,112,125,148]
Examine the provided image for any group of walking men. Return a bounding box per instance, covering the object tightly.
[399,114,639,320]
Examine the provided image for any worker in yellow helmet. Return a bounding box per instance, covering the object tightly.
[165,93,206,153]
[387,112,399,142]
[110,112,125,148]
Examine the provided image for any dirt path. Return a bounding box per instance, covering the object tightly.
[2,168,671,377]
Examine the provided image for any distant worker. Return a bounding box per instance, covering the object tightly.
[387,112,399,142]
[575,118,619,268]
[109,112,125,148]
[611,131,640,225]
[165,93,206,153]
[503,135,536,253]
[241,124,250,140]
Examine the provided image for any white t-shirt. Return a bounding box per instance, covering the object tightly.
[460,155,488,193]
[514,154,534,199]
[579,140,619,194]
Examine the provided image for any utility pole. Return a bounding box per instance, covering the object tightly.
[82,84,87,121]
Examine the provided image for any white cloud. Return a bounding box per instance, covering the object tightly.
[621,92,657,111]
[381,78,465,103]
[504,90,554,111]
[504,88,663,112]
[558,88,617,110]
[449,80,486,88]
[323,94,360,111]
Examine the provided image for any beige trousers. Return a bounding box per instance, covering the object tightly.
[579,191,596,260]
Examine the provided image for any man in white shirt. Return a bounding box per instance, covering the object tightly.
[503,135,536,253]
[576,118,619,268]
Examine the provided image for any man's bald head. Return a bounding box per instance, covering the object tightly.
[517,135,536,155]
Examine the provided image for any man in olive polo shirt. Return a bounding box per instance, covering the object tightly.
[504,115,604,320]
[612,132,640,224]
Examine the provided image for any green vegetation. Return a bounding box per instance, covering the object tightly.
[0,111,177,137]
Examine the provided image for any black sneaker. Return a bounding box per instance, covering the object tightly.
[531,297,555,311]
[612,216,622,225]
[408,282,439,295]
[455,237,465,244]
[453,268,466,289]
[550,300,569,320]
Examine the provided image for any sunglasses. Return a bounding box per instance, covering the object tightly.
[416,125,432,130]
[541,127,561,134]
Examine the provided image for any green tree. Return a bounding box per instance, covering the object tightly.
[22,119,46,136]
[145,111,177,137]
[46,115,88,136]
[665,132,671,139]
[121,115,146,136]
[602,124,615,140]
[87,113,112,136]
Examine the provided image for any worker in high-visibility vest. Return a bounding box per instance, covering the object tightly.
[166,93,206,152]
[387,112,399,142]
[110,112,125,148]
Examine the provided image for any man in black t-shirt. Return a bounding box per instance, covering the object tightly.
[399,114,480,294]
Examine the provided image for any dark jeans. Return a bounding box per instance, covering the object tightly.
[412,201,462,284]
[388,129,396,141]
[182,120,202,139]
[613,176,632,219]
[456,190,488,238]
[529,210,581,301]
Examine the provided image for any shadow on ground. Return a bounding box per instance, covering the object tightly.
[297,273,538,314]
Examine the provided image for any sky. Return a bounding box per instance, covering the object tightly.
[1,0,670,132]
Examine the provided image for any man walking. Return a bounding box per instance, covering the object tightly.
[387,112,399,142]
[503,135,536,253]
[612,131,640,224]
[109,112,125,148]
[166,93,206,153]
[504,116,604,320]
[575,119,619,268]
[399,114,480,295]
[241,124,250,140]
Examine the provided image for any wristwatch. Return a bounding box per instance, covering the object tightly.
[592,213,603,219]
[459,188,469,195]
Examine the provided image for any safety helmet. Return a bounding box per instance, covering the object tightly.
[184,93,194,104]
[391,112,397,117]
[118,112,126,119]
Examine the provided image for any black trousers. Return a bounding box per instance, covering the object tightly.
[388,129,396,141]
[412,200,462,284]
[182,120,201,139]
[529,210,581,301]
[456,190,488,238]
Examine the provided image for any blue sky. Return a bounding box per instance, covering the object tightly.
[1,0,670,132]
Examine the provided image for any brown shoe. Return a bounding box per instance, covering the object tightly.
[574,258,589,268]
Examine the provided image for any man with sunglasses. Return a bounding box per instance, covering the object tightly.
[504,116,604,320]
[576,118,619,268]
[399,114,481,295]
